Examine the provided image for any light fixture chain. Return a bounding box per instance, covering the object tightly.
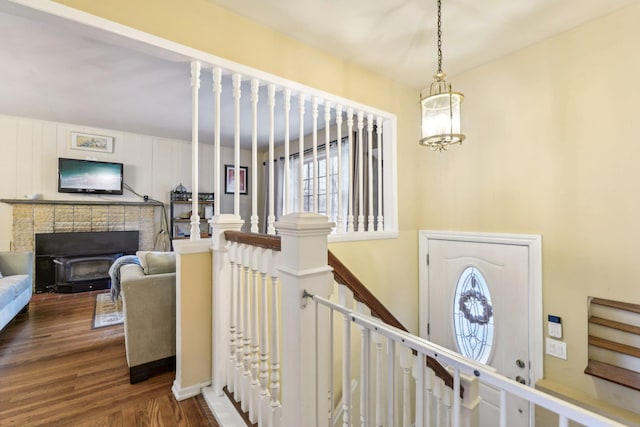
[437,0,443,74]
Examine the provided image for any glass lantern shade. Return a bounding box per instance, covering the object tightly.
[420,88,465,150]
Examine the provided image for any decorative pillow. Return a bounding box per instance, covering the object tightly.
[136,251,176,275]
[145,252,176,275]
[135,251,151,274]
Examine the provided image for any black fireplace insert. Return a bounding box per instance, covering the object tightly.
[35,231,139,293]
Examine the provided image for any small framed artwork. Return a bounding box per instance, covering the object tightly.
[70,131,114,153]
[225,165,248,195]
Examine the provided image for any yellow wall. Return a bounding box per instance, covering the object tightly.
[52,0,640,415]
[420,3,640,413]
[177,250,212,387]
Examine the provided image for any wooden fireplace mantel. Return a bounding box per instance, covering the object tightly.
[0,198,163,207]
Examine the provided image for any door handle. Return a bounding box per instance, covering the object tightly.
[515,376,527,385]
[515,359,526,369]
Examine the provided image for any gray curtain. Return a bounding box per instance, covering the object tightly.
[262,157,285,233]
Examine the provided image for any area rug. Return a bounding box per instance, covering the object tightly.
[92,293,124,329]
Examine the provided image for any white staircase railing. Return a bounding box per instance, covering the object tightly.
[206,213,627,427]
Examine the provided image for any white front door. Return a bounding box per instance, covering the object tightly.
[419,232,542,427]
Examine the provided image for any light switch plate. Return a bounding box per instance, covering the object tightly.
[548,322,562,338]
[546,338,567,360]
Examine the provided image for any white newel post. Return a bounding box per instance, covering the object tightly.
[276,213,334,427]
[208,214,244,395]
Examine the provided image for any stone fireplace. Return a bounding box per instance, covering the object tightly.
[9,201,159,252]
[3,199,162,292]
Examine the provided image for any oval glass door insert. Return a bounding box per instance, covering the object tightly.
[453,266,495,364]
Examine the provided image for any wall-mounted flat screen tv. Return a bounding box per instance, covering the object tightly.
[58,158,123,195]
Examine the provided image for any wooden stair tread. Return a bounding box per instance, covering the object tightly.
[584,360,640,392]
[588,335,640,358]
[589,316,640,335]
[590,297,640,314]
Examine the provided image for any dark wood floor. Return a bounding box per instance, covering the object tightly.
[0,291,219,427]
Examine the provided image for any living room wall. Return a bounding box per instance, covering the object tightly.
[419,3,640,415]
[0,113,252,250]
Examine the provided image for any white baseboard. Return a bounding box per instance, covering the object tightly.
[201,386,246,427]
[171,379,211,401]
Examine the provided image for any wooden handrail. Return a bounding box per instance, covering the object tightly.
[223,230,461,397]
[328,250,460,397]
[224,230,281,251]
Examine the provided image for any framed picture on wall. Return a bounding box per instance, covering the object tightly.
[224,165,248,195]
[70,131,114,153]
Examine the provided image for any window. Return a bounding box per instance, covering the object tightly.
[453,266,495,364]
[289,139,349,226]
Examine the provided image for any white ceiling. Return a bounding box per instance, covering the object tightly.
[207,0,640,87]
[0,0,638,146]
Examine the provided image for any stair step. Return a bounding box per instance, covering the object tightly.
[222,386,257,427]
[584,359,640,392]
[588,335,640,358]
[589,316,640,335]
[590,297,640,315]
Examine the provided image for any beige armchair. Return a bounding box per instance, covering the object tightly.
[119,261,176,383]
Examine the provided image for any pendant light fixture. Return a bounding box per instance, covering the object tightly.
[419,0,465,151]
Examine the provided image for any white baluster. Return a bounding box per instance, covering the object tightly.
[329,305,335,426]
[366,114,374,232]
[336,105,344,232]
[374,332,385,427]
[189,61,201,240]
[283,89,291,215]
[241,245,252,410]
[357,303,370,427]
[269,251,282,427]
[500,388,507,427]
[250,79,260,233]
[357,111,365,232]
[232,73,242,216]
[267,84,277,235]
[210,217,243,395]
[235,243,245,402]
[434,378,443,427]
[399,347,412,427]
[212,67,222,217]
[325,101,332,221]
[346,108,355,233]
[559,415,569,427]
[339,285,351,427]
[443,382,452,427]
[425,368,434,427]
[249,246,260,422]
[227,241,238,393]
[258,249,271,426]
[375,116,383,231]
[452,368,461,427]
[298,93,306,212]
[416,353,425,427]
[387,339,395,427]
[312,96,319,213]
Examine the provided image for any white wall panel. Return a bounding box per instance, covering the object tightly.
[0,116,18,198]
[16,119,36,197]
[0,113,251,249]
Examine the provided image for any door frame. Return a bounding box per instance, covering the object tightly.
[418,230,543,383]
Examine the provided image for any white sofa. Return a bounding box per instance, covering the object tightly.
[0,251,33,332]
